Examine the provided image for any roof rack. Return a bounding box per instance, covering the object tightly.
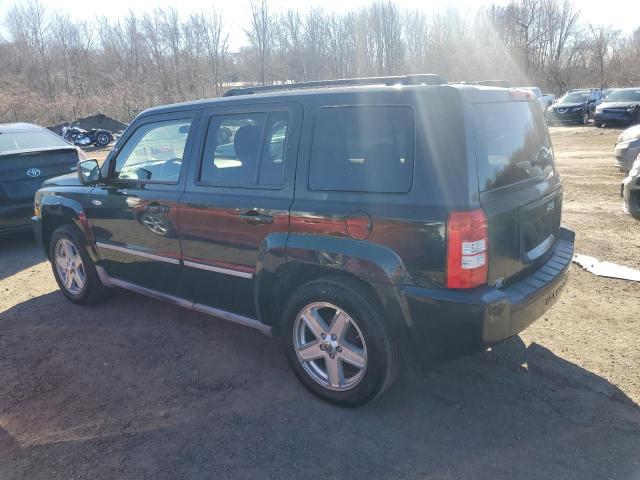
[222,74,446,97]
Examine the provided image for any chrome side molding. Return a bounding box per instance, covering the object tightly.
[94,266,271,336]
[183,260,253,279]
[96,242,180,265]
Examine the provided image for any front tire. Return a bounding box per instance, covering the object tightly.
[582,112,590,125]
[280,277,398,406]
[49,224,111,304]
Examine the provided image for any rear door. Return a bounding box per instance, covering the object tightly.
[178,102,301,318]
[471,98,562,287]
[86,112,198,294]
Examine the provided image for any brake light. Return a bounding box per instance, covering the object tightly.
[510,89,535,101]
[446,209,489,289]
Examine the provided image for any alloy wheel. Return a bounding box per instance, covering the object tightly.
[293,302,368,391]
[54,238,86,295]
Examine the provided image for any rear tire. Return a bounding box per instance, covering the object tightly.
[49,224,111,304]
[280,277,398,406]
[95,132,111,147]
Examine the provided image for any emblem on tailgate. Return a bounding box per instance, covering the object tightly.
[27,168,41,178]
[546,200,555,212]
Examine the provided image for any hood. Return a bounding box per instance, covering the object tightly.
[42,172,82,187]
[551,103,586,109]
[597,101,640,110]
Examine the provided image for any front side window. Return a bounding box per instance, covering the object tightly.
[309,106,415,193]
[200,111,290,187]
[113,119,192,183]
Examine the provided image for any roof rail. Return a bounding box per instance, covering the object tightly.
[222,74,446,97]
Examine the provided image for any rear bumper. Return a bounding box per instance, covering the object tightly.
[398,227,575,359]
[31,215,46,254]
[0,201,35,234]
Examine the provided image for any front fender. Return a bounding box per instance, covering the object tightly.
[38,193,98,260]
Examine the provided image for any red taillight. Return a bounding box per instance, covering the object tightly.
[509,89,535,101]
[446,209,489,289]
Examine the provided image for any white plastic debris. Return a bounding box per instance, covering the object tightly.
[572,254,640,282]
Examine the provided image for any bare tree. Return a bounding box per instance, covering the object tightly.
[246,0,273,85]
[589,23,619,89]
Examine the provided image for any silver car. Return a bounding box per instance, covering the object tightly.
[614,125,640,172]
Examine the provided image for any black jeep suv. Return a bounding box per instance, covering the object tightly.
[32,75,574,406]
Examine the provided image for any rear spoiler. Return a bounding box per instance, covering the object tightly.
[0,145,78,158]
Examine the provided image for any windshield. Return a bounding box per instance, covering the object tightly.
[472,101,554,191]
[604,89,640,102]
[0,130,69,153]
[558,92,589,104]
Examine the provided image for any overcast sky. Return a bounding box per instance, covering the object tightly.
[0,0,638,50]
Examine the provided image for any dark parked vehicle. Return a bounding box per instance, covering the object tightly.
[546,88,603,125]
[0,123,85,235]
[622,155,640,220]
[613,125,640,172]
[32,75,574,406]
[594,88,640,127]
[62,122,113,147]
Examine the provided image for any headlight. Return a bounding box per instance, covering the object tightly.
[630,157,640,177]
[547,106,554,112]
[570,106,584,112]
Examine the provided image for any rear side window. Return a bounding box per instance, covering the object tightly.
[0,130,69,152]
[200,111,290,187]
[472,101,554,191]
[309,106,415,192]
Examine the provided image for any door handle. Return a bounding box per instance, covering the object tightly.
[240,211,274,225]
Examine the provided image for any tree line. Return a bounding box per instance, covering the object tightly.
[1,0,639,126]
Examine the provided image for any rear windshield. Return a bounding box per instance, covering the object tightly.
[472,101,554,191]
[0,130,69,152]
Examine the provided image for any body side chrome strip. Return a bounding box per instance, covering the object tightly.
[94,266,270,336]
[96,241,180,265]
[183,260,254,279]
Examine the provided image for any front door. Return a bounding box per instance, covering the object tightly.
[87,113,198,294]
[178,103,301,318]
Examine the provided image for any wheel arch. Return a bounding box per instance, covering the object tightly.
[255,233,412,338]
[39,195,97,261]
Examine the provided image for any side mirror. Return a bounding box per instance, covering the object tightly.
[78,159,102,185]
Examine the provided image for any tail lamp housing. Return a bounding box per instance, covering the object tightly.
[446,209,489,289]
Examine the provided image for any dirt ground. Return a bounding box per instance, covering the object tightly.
[1,126,639,480]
